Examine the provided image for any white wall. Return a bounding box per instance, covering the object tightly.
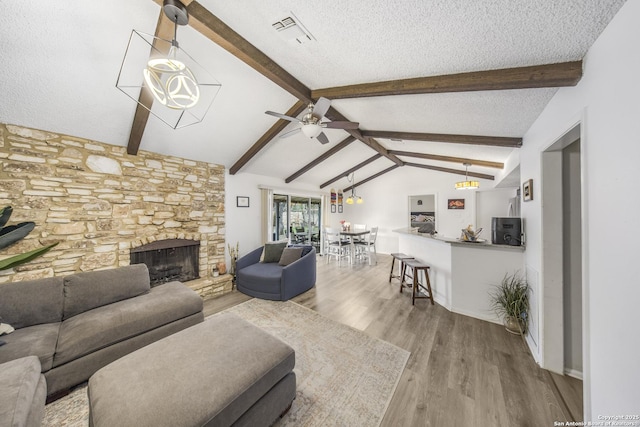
[519,0,640,418]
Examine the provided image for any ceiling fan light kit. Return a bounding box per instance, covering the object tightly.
[116,0,222,129]
[301,123,322,138]
[455,163,480,190]
[265,97,358,145]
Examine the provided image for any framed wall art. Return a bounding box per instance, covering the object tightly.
[522,179,533,202]
[236,196,250,207]
[448,199,465,209]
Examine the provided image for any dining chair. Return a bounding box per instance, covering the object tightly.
[323,227,350,266]
[352,223,367,243]
[355,226,378,265]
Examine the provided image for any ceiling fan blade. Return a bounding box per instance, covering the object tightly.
[311,97,331,119]
[316,132,330,145]
[279,127,302,139]
[265,111,301,123]
[322,121,360,129]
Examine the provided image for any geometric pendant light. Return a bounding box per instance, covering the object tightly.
[116,0,221,129]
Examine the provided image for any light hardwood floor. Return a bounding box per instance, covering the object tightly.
[204,253,583,426]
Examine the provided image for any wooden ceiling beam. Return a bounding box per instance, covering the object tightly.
[320,154,383,189]
[229,101,308,175]
[405,162,494,180]
[126,11,175,155]
[361,130,522,148]
[325,108,403,166]
[184,1,312,103]
[389,150,503,169]
[343,165,401,192]
[285,136,356,183]
[312,61,583,100]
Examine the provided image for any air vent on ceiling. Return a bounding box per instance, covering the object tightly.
[272,13,315,44]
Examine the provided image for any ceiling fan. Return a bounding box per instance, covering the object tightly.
[265,97,359,144]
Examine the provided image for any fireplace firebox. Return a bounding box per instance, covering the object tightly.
[130,239,200,285]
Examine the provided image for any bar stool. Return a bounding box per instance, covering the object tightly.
[389,253,414,283]
[400,259,434,305]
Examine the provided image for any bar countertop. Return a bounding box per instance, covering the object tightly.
[393,228,525,251]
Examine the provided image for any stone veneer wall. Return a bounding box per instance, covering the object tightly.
[0,123,230,296]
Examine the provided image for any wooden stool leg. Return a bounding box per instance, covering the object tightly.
[412,267,418,305]
[425,268,434,305]
[399,262,407,293]
[388,257,396,282]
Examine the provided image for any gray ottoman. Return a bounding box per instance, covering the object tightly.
[0,356,46,427]
[88,312,295,427]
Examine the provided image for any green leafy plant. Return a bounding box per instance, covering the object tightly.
[489,271,530,335]
[0,205,58,271]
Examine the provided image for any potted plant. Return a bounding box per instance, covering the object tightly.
[489,271,530,335]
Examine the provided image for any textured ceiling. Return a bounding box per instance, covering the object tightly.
[0,0,628,191]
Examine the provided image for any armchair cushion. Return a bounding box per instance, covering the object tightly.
[287,244,314,257]
[278,247,303,266]
[261,241,288,263]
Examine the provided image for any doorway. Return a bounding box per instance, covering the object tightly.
[541,123,584,419]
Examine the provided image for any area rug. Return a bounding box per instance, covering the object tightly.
[43,299,409,427]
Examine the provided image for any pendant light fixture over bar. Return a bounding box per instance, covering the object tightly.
[455,163,480,190]
[116,0,221,129]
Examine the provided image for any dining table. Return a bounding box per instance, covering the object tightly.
[339,229,370,265]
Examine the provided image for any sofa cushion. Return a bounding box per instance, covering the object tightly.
[54,281,202,367]
[0,277,64,328]
[278,247,303,266]
[0,323,60,371]
[0,356,44,427]
[63,264,151,320]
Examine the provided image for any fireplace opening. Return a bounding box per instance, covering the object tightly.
[130,239,200,285]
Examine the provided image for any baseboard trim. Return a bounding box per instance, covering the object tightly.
[449,307,501,325]
[564,368,583,380]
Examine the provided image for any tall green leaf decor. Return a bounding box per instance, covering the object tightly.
[0,205,58,271]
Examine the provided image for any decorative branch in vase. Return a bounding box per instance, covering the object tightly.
[227,242,239,287]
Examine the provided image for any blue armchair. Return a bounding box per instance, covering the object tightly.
[236,246,316,301]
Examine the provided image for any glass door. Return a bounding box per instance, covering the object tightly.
[271,194,322,252]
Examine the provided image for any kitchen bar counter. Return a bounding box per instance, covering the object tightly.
[393,228,524,323]
[393,227,525,251]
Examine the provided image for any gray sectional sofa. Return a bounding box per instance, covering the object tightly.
[0,356,46,427]
[0,264,204,397]
[236,244,316,301]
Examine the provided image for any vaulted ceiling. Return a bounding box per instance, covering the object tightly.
[0,0,627,193]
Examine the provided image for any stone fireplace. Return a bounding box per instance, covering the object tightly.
[0,122,233,300]
[130,239,200,285]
